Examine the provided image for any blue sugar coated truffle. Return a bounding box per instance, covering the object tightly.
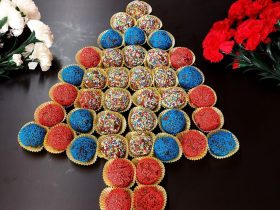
[178,66,204,90]
[160,109,186,135]
[154,136,179,162]
[19,123,46,147]
[124,27,146,45]
[70,137,97,162]
[208,130,237,157]
[61,65,84,86]
[149,30,173,50]
[99,29,123,49]
[69,109,93,133]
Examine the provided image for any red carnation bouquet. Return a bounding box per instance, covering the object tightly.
[203,0,280,85]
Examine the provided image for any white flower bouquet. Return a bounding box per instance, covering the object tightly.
[0,0,54,77]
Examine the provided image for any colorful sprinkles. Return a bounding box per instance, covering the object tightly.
[161,87,188,109]
[126,1,152,19]
[75,89,103,111]
[96,111,125,135]
[123,45,147,68]
[104,88,131,112]
[107,67,130,88]
[98,135,128,159]
[127,131,154,157]
[137,15,162,35]
[146,48,170,69]
[110,12,135,34]
[154,67,177,88]
[102,48,124,68]
[132,88,161,111]
[82,68,107,89]
[129,66,153,91]
[129,107,157,131]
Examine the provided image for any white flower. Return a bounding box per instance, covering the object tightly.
[12,54,23,66]
[29,42,53,71]
[12,0,41,20]
[27,20,54,48]
[0,0,25,36]
[22,43,35,57]
[28,61,38,70]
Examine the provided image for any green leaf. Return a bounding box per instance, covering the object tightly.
[0,17,8,29]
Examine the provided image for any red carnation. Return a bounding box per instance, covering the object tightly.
[260,2,280,26]
[228,0,247,21]
[245,0,272,18]
[203,19,235,62]
[235,19,264,51]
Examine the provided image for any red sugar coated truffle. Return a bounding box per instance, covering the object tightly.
[188,85,216,108]
[46,124,74,151]
[133,186,165,210]
[35,103,65,127]
[170,47,195,69]
[177,130,207,160]
[193,107,223,132]
[51,83,78,107]
[78,47,101,68]
[105,159,135,188]
[104,189,132,210]
[136,157,163,185]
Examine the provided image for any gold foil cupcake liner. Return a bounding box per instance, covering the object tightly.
[187,85,217,109]
[103,158,136,188]
[103,87,132,113]
[176,129,208,161]
[129,66,154,91]
[95,110,127,136]
[74,88,104,112]
[97,134,129,160]
[66,108,97,135]
[159,87,188,109]
[18,121,47,153]
[58,64,86,87]
[131,87,161,112]
[66,134,98,166]
[34,101,67,127]
[126,131,156,158]
[132,156,165,186]
[110,12,137,34]
[158,109,191,135]
[106,67,130,89]
[43,123,76,154]
[49,82,79,107]
[99,187,133,210]
[122,45,147,69]
[75,46,103,68]
[97,29,124,50]
[154,133,183,164]
[132,185,167,210]
[207,129,240,159]
[81,67,107,90]
[144,48,171,69]
[147,30,175,51]
[128,107,158,132]
[169,47,196,67]
[101,49,125,68]
[153,66,179,89]
[192,107,224,133]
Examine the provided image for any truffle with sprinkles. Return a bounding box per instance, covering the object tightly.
[18,1,241,209]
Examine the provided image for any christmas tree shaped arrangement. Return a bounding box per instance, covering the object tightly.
[17,1,240,209]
